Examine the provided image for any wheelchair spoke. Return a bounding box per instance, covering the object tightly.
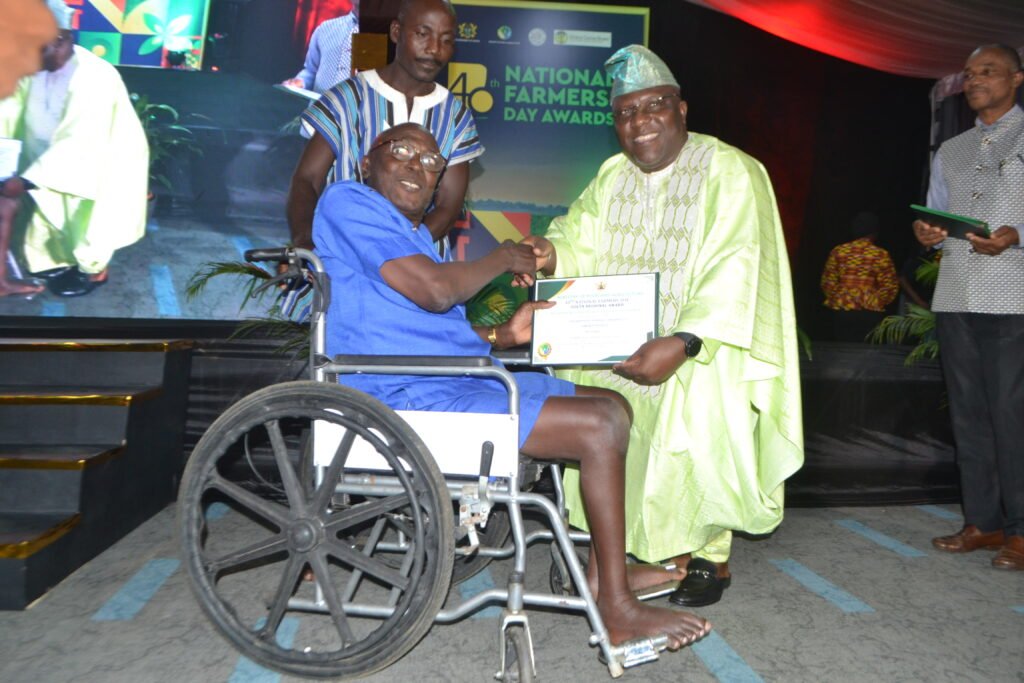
[265,419,306,512]
[203,534,288,576]
[323,538,411,590]
[386,514,415,539]
[312,428,355,513]
[209,475,291,528]
[324,494,414,533]
[308,550,357,645]
[259,552,304,644]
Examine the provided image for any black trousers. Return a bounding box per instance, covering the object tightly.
[936,312,1024,536]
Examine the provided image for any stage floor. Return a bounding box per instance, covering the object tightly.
[0,503,1020,682]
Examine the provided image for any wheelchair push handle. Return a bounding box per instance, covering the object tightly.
[244,247,291,264]
[244,246,325,275]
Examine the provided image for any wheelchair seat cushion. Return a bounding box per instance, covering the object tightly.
[345,371,575,448]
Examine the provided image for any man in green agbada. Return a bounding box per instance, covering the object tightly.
[523,45,803,607]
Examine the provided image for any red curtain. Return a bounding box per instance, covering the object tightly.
[688,0,1024,79]
[293,0,354,49]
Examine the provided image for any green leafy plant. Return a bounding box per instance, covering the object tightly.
[186,261,311,359]
[868,256,940,366]
[131,92,202,191]
[797,326,813,361]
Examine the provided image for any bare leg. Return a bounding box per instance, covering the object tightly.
[0,197,43,297]
[572,387,686,598]
[522,389,711,649]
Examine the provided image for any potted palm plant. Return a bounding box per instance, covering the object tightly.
[131,92,202,203]
[868,256,940,364]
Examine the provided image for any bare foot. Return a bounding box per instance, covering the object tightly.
[588,562,685,600]
[600,593,711,650]
[0,279,44,297]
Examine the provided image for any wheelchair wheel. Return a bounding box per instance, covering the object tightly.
[178,381,454,679]
[452,507,510,585]
[501,625,535,683]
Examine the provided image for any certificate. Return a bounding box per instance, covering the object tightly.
[531,273,659,366]
[910,204,990,240]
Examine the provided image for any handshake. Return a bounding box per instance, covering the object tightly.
[496,235,555,288]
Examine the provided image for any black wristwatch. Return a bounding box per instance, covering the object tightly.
[672,332,702,358]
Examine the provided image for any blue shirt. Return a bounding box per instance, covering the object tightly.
[314,181,577,446]
[296,14,360,94]
[314,181,491,402]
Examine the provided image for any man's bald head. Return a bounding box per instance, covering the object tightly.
[362,123,445,224]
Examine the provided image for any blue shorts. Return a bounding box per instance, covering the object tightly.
[344,371,576,447]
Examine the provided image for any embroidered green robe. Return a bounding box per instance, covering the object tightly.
[546,132,804,562]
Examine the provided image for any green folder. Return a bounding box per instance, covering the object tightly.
[911,204,990,240]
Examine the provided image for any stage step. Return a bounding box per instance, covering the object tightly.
[0,340,192,609]
[0,339,191,387]
[0,511,81,610]
[0,445,125,512]
[0,386,160,446]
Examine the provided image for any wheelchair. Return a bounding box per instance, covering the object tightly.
[177,247,673,680]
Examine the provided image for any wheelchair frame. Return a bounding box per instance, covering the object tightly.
[177,247,670,680]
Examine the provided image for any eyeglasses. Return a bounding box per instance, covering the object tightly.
[369,139,447,173]
[612,93,680,123]
[963,66,1020,82]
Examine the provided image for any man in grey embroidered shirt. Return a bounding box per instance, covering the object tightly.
[914,44,1024,571]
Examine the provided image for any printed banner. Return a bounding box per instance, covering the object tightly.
[446,0,647,263]
[69,0,211,69]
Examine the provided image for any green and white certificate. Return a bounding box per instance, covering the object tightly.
[531,273,660,366]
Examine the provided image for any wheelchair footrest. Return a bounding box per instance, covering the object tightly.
[606,634,669,671]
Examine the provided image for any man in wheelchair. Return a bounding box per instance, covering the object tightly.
[313,122,712,652]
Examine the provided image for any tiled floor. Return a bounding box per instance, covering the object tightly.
[0,503,1021,683]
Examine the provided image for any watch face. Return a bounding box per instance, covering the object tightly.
[686,337,702,356]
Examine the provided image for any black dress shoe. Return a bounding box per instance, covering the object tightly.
[48,267,108,297]
[29,266,72,280]
[668,557,731,607]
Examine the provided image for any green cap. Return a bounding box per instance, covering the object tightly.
[604,44,679,100]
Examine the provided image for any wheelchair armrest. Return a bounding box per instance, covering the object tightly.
[491,345,531,366]
[326,354,520,415]
[332,354,494,367]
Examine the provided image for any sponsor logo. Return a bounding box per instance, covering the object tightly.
[497,25,512,40]
[457,22,478,40]
[528,28,546,46]
[552,29,612,48]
